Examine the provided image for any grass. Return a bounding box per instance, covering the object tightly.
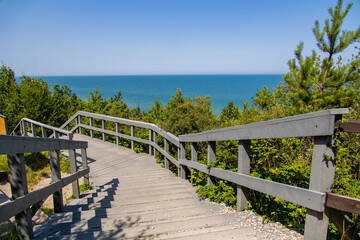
[0,152,71,189]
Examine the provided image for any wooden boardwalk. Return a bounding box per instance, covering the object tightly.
[32,135,280,239]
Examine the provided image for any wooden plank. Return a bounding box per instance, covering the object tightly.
[178,158,326,212]
[0,135,88,154]
[179,109,349,142]
[335,120,360,133]
[326,192,360,215]
[0,168,89,223]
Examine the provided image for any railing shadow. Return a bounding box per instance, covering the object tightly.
[34,178,151,239]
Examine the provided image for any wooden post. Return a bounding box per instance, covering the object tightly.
[237,140,251,211]
[8,153,34,239]
[78,116,82,134]
[115,123,119,145]
[68,132,73,141]
[81,148,90,185]
[207,141,216,186]
[75,117,79,134]
[190,142,198,183]
[53,130,59,139]
[179,142,187,179]
[66,125,70,131]
[102,120,106,142]
[89,117,94,138]
[131,126,135,150]
[21,120,28,136]
[153,132,158,157]
[31,123,36,137]
[69,149,80,199]
[41,126,46,138]
[304,135,336,240]
[164,139,169,169]
[149,129,153,155]
[49,150,63,213]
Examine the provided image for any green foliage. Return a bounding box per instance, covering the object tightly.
[160,89,216,135]
[0,226,19,240]
[79,183,93,192]
[40,207,54,216]
[196,180,237,207]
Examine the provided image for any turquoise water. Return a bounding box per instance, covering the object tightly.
[29,74,283,115]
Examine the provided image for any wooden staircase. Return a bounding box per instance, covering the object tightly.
[32,135,270,239]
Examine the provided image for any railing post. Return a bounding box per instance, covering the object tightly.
[49,150,63,213]
[149,129,153,155]
[179,142,187,179]
[68,132,73,140]
[102,120,106,141]
[116,123,120,145]
[78,115,82,135]
[31,123,36,137]
[153,131,158,156]
[75,116,79,134]
[131,126,135,150]
[191,142,198,183]
[207,141,216,186]
[53,130,59,139]
[81,148,90,185]
[304,135,336,240]
[69,149,80,199]
[89,117,94,138]
[66,125,70,131]
[8,153,34,239]
[237,140,251,211]
[41,126,46,138]
[164,139,169,169]
[21,120,28,136]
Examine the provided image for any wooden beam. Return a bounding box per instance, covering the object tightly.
[0,168,89,223]
[0,135,87,155]
[178,158,326,212]
[179,109,349,142]
[325,192,360,215]
[335,120,360,133]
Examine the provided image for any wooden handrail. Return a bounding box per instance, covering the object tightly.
[11,117,73,139]
[179,108,349,142]
[61,108,359,240]
[0,134,89,239]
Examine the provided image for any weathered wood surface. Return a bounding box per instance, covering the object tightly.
[179,108,349,142]
[33,135,276,239]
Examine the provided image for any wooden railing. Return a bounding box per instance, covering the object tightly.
[0,134,89,239]
[11,118,73,140]
[61,111,180,170]
[61,109,360,240]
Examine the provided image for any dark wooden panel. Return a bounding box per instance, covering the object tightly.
[335,120,360,133]
[326,192,360,215]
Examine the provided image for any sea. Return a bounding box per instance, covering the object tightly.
[25,74,283,116]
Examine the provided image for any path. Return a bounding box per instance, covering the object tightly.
[33,135,303,239]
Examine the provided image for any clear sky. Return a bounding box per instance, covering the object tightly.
[0,0,359,76]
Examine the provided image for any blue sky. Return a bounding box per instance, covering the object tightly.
[0,0,359,76]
